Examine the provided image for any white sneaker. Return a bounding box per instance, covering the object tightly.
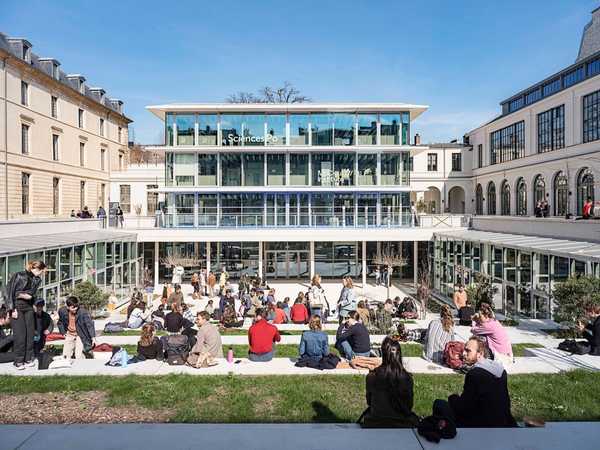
[25,360,37,368]
[14,363,25,370]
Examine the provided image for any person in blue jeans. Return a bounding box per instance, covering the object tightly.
[335,310,371,361]
[299,315,329,361]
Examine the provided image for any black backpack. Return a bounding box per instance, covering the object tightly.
[37,351,54,370]
[163,335,189,365]
[558,339,590,355]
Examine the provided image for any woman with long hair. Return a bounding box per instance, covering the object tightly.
[423,305,455,364]
[308,274,327,319]
[360,336,419,428]
[337,276,357,324]
[5,260,47,369]
[471,302,513,365]
[137,323,163,360]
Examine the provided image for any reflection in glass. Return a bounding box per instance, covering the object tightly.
[198,194,217,226]
[357,114,377,145]
[333,113,355,145]
[221,154,242,186]
[358,154,377,185]
[401,112,410,145]
[312,153,333,186]
[198,154,217,185]
[290,154,309,185]
[166,113,175,146]
[334,153,355,186]
[266,114,286,145]
[380,114,401,145]
[243,153,264,186]
[381,153,405,185]
[198,114,218,145]
[243,114,265,146]
[289,114,309,145]
[176,114,195,145]
[173,153,195,186]
[221,114,243,146]
[267,154,285,185]
[311,114,333,145]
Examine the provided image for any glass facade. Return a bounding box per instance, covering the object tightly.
[537,105,565,153]
[490,121,525,165]
[583,89,600,143]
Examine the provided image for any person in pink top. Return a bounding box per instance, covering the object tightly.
[470,303,513,365]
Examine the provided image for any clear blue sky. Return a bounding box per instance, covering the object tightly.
[2,0,597,144]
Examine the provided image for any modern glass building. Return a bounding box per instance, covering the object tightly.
[143,103,450,283]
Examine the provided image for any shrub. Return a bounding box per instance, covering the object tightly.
[553,276,600,328]
[69,280,109,313]
[466,273,498,309]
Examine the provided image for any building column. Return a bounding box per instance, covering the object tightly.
[309,241,315,279]
[413,240,418,287]
[206,241,211,273]
[258,241,264,280]
[153,241,159,287]
[362,240,367,287]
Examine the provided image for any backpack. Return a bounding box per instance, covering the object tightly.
[558,339,590,355]
[163,335,189,365]
[103,322,125,333]
[37,351,54,370]
[444,341,465,369]
[106,348,128,367]
[417,415,457,443]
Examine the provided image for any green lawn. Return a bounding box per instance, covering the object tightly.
[1,371,599,422]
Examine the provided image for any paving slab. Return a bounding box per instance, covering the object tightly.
[527,347,600,372]
[0,424,423,450]
[417,422,600,450]
[0,425,41,450]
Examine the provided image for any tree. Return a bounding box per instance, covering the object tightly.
[466,272,498,309]
[374,248,408,299]
[69,281,109,314]
[416,260,432,319]
[227,81,310,103]
[553,276,600,328]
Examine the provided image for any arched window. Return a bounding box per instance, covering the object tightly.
[475,184,483,215]
[516,178,527,216]
[487,182,496,215]
[553,171,569,216]
[500,180,511,215]
[576,168,595,215]
[533,175,546,206]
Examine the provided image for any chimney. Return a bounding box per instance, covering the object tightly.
[413,133,421,145]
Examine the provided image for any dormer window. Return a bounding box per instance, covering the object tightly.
[22,44,30,62]
[52,63,59,80]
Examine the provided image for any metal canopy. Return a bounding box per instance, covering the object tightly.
[0,230,137,257]
[434,230,600,262]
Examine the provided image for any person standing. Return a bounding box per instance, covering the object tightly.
[200,269,207,296]
[207,271,217,298]
[337,276,357,324]
[374,267,381,286]
[582,197,594,219]
[5,260,46,369]
[309,274,327,319]
[116,205,124,227]
[33,299,53,355]
[96,205,107,227]
[57,296,96,359]
[453,284,467,310]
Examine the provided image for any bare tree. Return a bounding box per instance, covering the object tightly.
[374,248,408,299]
[226,81,310,103]
[416,260,432,319]
[160,253,201,269]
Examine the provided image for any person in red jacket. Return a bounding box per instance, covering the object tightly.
[248,308,281,362]
[273,302,288,324]
[290,298,309,324]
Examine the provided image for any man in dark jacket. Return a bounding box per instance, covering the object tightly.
[432,336,517,428]
[579,305,600,356]
[33,299,53,355]
[57,296,95,359]
[335,310,371,361]
[0,307,15,363]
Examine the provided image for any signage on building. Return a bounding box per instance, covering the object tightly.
[223,134,279,145]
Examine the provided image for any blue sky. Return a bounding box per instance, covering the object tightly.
[2,0,597,144]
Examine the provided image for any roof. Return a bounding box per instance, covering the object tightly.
[146,102,429,122]
[433,230,600,262]
[0,230,137,257]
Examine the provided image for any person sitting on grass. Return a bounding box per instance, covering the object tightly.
[578,304,600,356]
[290,297,309,324]
[374,300,395,335]
[57,296,95,359]
[0,307,15,364]
[423,305,455,364]
[188,311,223,364]
[136,323,163,360]
[458,299,475,326]
[248,308,280,362]
[335,310,371,361]
[128,301,152,329]
[273,302,288,324]
[164,303,185,334]
[126,298,139,320]
[298,315,329,362]
[431,336,517,428]
[471,303,513,365]
[205,299,215,318]
[168,284,184,309]
[357,300,371,328]
[181,302,195,323]
[359,336,419,428]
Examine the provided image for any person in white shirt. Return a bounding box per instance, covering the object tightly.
[128,302,152,329]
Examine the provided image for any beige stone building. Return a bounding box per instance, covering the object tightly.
[0,32,131,220]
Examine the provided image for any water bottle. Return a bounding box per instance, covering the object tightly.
[227,346,234,363]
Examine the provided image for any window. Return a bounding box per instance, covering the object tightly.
[197,154,217,185]
[119,185,131,213]
[99,118,105,136]
[583,89,600,143]
[427,153,438,171]
[451,153,462,171]
[100,183,106,207]
[52,177,59,215]
[553,171,568,216]
[21,124,29,154]
[542,78,561,97]
[477,144,483,168]
[490,121,525,164]
[78,109,84,128]
[408,156,414,171]
[101,149,106,171]
[533,175,546,205]
[52,134,59,161]
[487,182,496,215]
[21,81,28,105]
[176,114,195,145]
[80,181,86,210]
[119,154,123,170]
[21,173,30,214]
[537,105,564,153]
[500,180,510,215]
[516,178,527,216]
[118,127,122,143]
[79,142,85,167]
[22,44,30,62]
[564,66,584,88]
[475,184,483,215]
[51,96,58,118]
[577,168,595,216]
[289,114,309,145]
[147,185,158,215]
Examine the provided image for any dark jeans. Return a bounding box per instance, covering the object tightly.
[13,301,35,364]
[433,399,457,424]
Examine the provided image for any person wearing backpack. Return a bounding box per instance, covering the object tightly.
[337,276,357,324]
[5,260,46,369]
[359,336,419,428]
[57,296,96,359]
[423,305,455,365]
[431,336,517,428]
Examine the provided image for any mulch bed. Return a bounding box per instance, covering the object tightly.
[0,391,173,424]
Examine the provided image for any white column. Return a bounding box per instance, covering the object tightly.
[258,241,264,279]
[413,240,418,287]
[153,241,159,287]
[206,241,211,273]
[362,240,367,286]
[309,241,315,278]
